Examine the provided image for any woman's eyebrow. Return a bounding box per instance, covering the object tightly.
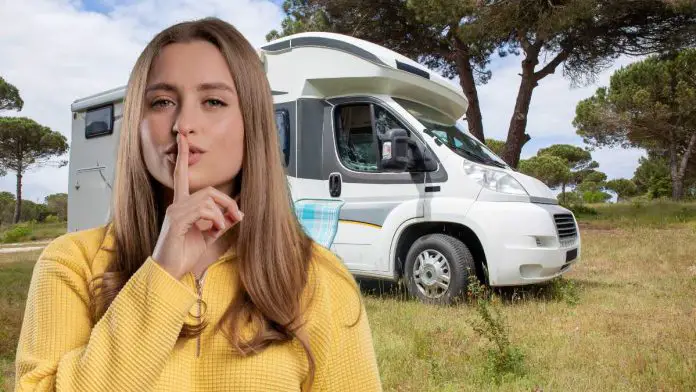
[145,82,177,94]
[198,82,235,93]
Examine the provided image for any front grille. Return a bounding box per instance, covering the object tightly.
[554,214,578,246]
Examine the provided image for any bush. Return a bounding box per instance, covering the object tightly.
[44,215,60,223]
[582,190,612,203]
[559,195,598,216]
[568,204,598,216]
[2,224,32,243]
[466,276,526,383]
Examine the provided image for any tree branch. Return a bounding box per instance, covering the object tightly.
[533,50,570,81]
[351,11,369,36]
[516,29,531,53]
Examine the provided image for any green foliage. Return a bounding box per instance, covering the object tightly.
[582,190,612,204]
[606,178,639,201]
[0,192,68,226]
[0,117,68,173]
[558,189,600,215]
[559,190,582,205]
[19,200,49,223]
[0,76,23,112]
[485,139,506,156]
[568,203,599,216]
[580,199,696,228]
[467,276,526,383]
[550,278,580,306]
[0,191,14,226]
[518,154,571,188]
[574,48,696,200]
[44,214,59,224]
[266,0,333,42]
[271,1,696,166]
[581,170,607,185]
[1,224,31,243]
[44,193,67,221]
[0,117,68,223]
[633,154,674,199]
[537,144,598,185]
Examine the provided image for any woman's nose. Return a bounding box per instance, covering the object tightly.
[172,103,201,136]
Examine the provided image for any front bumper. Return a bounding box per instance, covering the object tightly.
[466,201,581,286]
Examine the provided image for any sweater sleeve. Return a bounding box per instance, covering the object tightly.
[14,234,198,392]
[312,296,383,392]
[306,248,383,392]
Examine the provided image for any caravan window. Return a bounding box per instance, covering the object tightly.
[334,103,418,173]
[334,104,379,172]
[275,109,290,167]
[85,104,113,139]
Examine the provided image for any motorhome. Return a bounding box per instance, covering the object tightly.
[68,32,580,305]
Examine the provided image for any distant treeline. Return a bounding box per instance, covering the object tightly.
[0,191,66,226]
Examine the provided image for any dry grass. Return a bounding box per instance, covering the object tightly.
[363,222,696,391]
[0,250,41,392]
[1,207,695,391]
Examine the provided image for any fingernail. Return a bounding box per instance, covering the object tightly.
[238,211,244,220]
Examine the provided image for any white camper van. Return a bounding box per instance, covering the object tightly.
[68,32,580,305]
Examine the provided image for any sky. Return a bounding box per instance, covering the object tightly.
[0,0,646,203]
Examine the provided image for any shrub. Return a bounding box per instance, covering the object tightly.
[466,276,526,383]
[568,204,598,216]
[44,215,59,223]
[2,224,32,243]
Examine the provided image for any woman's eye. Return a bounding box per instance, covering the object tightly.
[151,99,174,109]
[205,99,227,108]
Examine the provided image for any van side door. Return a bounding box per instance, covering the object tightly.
[319,96,445,273]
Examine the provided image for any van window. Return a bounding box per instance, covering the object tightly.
[275,109,290,166]
[393,97,509,168]
[85,105,113,139]
[334,103,415,173]
[335,104,379,172]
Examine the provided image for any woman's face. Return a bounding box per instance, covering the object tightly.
[140,40,244,197]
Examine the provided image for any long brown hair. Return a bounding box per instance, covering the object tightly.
[88,17,352,389]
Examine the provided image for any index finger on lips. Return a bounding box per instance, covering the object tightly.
[173,133,190,202]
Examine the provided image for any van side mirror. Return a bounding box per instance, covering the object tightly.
[380,128,410,172]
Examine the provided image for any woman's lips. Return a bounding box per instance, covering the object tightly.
[167,151,202,166]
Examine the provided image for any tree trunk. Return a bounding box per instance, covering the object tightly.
[502,73,536,168]
[561,182,566,204]
[672,130,696,201]
[501,44,569,168]
[13,172,22,224]
[453,37,485,143]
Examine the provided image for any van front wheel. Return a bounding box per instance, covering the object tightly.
[404,234,475,305]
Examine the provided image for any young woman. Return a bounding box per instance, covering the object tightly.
[14,17,382,392]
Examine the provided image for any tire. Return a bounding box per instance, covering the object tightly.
[404,234,476,305]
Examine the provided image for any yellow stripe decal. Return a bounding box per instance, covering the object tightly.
[339,220,382,229]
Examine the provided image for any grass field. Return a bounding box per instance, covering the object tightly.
[0,221,66,244]
[1,203,695,391]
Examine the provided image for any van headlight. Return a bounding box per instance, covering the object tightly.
[462,162,528,195]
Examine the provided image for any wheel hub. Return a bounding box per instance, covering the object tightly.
[413,249,451,299]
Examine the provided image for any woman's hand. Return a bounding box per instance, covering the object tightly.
[152,133,243,280]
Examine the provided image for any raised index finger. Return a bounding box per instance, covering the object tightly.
[173,133,189,202]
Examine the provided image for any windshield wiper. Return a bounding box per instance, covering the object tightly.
[481,158,507,169]
[423,128,508,169]
[450,145,507,168]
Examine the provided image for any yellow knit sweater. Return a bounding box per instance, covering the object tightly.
[14,225,383,391]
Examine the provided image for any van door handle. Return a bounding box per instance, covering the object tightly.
[329,173,342,197]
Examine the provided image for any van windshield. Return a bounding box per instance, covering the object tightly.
[393,98,509,169]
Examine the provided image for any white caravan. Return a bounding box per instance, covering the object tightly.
[68,32,580,304]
